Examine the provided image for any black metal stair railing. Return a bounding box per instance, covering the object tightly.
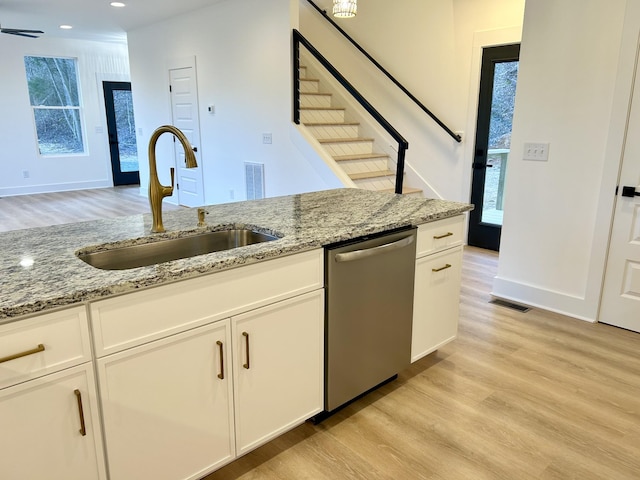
[303,0,462,143]
[293,29,408,194]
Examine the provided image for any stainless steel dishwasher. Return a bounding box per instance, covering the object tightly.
[324,226,417,413]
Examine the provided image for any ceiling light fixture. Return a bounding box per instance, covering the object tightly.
[110,2,126,7]
[59,25,73,30]
[333,0,357,18]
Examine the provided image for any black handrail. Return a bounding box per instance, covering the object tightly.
[304,0,462,143]
[293,29,408,194]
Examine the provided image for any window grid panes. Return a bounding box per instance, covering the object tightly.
[24,56,86,156]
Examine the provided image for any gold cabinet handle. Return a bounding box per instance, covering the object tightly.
[216,340,224,380]
[433,232,454,240]
[74,389,87,437]
[242,332,250,369]
[0,343,45,364]
[432,264,452,272]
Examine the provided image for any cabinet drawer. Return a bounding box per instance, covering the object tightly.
[0,307,92,389]
[91,250,323,357]
[416,215,464,257]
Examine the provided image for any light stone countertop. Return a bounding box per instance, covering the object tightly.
[0,188,472,322]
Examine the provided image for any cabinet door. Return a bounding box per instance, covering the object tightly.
[0,363,107,480]
[232,290,324,455]
[411,247,463,362]
[97,320,235,480]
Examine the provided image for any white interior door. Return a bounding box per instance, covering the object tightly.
[600,45,640,332]
[169,64,205,207]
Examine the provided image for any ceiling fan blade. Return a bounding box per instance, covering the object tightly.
[1,28,44,34]
[2,30,41,38]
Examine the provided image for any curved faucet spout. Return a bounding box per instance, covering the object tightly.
[148,125,198,233]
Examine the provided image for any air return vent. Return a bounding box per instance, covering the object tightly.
[489,298,530,312]
[245,162,265,200]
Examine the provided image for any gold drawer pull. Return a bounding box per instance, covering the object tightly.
[432,264,452,272]
[433,232,454,240]
[74,389,87,437]
[216,341,224,380]
[0,343,45,364]
[242,332,250,370]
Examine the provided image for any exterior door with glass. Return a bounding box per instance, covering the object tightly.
[468,44,520,251]
[103,81,140,186]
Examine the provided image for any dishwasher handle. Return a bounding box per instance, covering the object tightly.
[334,234,415,263]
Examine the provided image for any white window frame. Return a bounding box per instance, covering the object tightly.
[24,55,87,158]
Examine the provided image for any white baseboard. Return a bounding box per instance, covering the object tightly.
[0,180,112,197]
[492,275,597,323]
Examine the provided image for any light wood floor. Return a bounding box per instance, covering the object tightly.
[3,189,639,479]
[0,186,184,232]
[205,247,640,480]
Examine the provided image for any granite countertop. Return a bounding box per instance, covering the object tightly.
[0,188,472,322]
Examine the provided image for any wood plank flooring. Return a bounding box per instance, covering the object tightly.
[0,186,184,232]
[205,247,640,480]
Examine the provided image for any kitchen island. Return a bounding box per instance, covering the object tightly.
[0,188,472,480]
[0,188,471,321]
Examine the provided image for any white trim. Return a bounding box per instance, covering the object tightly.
[492,275,597,323]
[0,180,112,197]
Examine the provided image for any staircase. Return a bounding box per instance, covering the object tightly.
[298,65,422,196]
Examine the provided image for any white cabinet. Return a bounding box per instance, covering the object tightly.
[97,320,235,480]
[91,250,324,479]
[411,216,464,362]
[0,307,106,480]
[233,290,324,455]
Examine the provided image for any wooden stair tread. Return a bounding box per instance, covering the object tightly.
[333,153,388,161]
[304,121,360,127]
[381,187,422,194]
[300,106,344,111]
[318,137,373,144]
[349,170,395,180]
[300,92,332,96]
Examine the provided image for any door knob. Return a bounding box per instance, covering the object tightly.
[621,186,640,198]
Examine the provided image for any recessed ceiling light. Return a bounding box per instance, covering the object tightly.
[110,2,126,7]
[59,25,73,30]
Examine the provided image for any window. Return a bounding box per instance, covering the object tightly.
[24,56,85,156]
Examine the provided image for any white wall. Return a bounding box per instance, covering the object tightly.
[127,0,339,205]
[299,0,525,202]
[493,0,634,321]
[0,36,130,195]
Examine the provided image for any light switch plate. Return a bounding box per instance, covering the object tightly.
[262,133,272,144]
[523,142,550,161]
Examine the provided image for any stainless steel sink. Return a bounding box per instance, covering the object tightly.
[77,229,279,270]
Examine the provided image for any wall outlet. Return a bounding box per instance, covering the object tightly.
[22,170,30,179]
[229,189,234,200]
[262,133,272,144]
[207,104,215,115]
[523,142,550,161]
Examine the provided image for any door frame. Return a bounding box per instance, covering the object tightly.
[462,27,522,245]
[468,43,520,251]
[103,81,140,186]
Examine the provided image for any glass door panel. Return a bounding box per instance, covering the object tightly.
[468,46,519,251]
[103,81,140,186]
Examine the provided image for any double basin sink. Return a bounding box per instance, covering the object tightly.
[77,229,279,270]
